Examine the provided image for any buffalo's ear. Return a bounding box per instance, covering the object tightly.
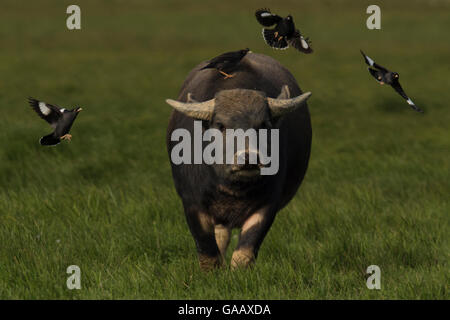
[271,85,291,125]
[186,93,198,103]
[267,91,312,119]
[277,85,291,99]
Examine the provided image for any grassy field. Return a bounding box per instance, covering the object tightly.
[0,0,448,299]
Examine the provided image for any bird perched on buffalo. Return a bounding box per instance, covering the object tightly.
[28,97,83,146]
[200,48,250,79]
[360,50,423,113]
[255,8,313,53]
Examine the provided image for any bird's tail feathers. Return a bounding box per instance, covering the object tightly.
[39,133,60,146]
[262,29,288,50]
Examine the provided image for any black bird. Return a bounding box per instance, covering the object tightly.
[360,50,423,113]
[255,8,312,53]
[200,48,250,79]
[28,97,83,146]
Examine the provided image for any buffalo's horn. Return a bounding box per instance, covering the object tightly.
[267,91,312,118]
[165,96,215,120]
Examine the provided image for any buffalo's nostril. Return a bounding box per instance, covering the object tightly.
[234,150,261,168]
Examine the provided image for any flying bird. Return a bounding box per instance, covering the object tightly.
[360,50,423,113]
[200,48,250,79]
[28,97,83,146]
[255,8,313,53]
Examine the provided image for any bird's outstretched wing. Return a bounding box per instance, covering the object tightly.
[360,50,389,72]
[390,80,423,112]
[288,30,313,53]
[255,8,282,27]
[361,50,375,67]
[28,97,62,128]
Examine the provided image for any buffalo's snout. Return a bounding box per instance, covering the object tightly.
[232,149,266,172]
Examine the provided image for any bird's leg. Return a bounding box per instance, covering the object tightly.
[60,134,72,141]
[278,36,283,41]
[219,70,234,79]
[274,31,278,38]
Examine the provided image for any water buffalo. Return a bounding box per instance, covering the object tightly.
[166,52,312,270]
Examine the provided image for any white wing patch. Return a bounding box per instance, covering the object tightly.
[60,108,66,112]
[300,37,309,49]
[261,12,272,17]
[406,98,415,106]
[38,102,51,115]
[366,55,375,66]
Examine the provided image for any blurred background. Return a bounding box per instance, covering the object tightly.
[0,0,448,299]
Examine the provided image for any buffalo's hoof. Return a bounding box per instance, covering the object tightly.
[198,254,223,271]
[231,248,255,269]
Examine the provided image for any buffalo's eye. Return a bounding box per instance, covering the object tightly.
[260,121,272,130]
[216,123,225,131]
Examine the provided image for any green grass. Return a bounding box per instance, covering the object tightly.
[0,0,448,299]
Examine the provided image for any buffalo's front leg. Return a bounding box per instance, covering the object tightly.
[184,207,222,271]
[231,208,276,269]
[215,224,231,259]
